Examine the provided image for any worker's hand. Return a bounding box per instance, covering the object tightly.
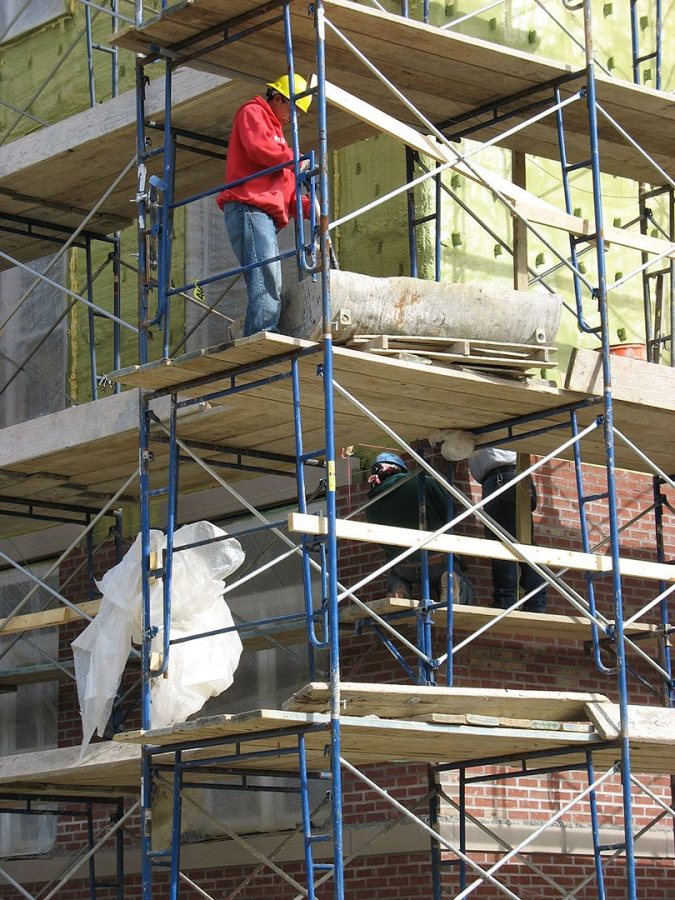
[299,158,311,173]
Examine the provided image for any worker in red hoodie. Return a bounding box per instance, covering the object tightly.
[217,74,312,337]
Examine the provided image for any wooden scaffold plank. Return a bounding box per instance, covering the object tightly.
[283,682,608,722]
[289,512,675,583]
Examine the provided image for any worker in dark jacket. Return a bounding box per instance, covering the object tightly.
[365,452,473,603]
[217,74,312,337]
[469,448,547,612]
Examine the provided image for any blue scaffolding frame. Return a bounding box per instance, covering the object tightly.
[126,2,675,898]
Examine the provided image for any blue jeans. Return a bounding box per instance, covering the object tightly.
[482,467,547,612]
[224,202,282,336]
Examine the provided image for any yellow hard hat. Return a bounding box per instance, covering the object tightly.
[267,73,313,113]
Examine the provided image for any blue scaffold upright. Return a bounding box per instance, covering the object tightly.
[125,1,675,898]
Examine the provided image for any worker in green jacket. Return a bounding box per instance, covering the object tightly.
[365,452,473,603]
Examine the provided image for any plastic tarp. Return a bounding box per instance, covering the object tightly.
[72,522,245,751]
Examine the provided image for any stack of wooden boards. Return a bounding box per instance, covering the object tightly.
[283,682,603,737]
[347,335,558,379]
[281,682,675,773]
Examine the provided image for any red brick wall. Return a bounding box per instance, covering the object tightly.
[5,455,671,897]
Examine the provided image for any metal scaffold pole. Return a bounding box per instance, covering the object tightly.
[314,0,345,893]
[134,32,158,891]
[135,56,150,365]
[581,0,637,894]
[139,389,154,900]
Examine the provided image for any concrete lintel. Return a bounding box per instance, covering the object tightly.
[1,818,672,887]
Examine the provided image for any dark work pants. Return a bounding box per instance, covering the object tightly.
[384,553,474,605]
[482,467,547,612]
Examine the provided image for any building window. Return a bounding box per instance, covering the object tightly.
[0,565,58,856]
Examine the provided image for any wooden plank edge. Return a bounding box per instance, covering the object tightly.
[0,600,101,636]
[289,512,675,583]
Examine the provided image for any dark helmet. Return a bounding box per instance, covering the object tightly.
[371,451,408,474]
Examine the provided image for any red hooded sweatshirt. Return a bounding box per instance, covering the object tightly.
[216,96,308,230]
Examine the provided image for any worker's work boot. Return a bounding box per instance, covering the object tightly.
[439,570,474,605]
[387,573,413,600]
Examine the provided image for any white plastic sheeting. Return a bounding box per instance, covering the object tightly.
[73,522,245,751]
[428,428,477,461]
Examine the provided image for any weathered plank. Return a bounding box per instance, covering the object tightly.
[585,702,675,744]
[0,71,250,268]
[0,742,141,790]
[343,598,659,641]
[7,705,675,787]
[283,682,608,722]
[0,390,141,470]
[565,348,675,412]
[2,331,674,542]
[115,708,329,746]
[0,600,100,636]
[116,708,598,770]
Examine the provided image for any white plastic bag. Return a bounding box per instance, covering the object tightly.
[428,428,476,461]
[72,522,245,752]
